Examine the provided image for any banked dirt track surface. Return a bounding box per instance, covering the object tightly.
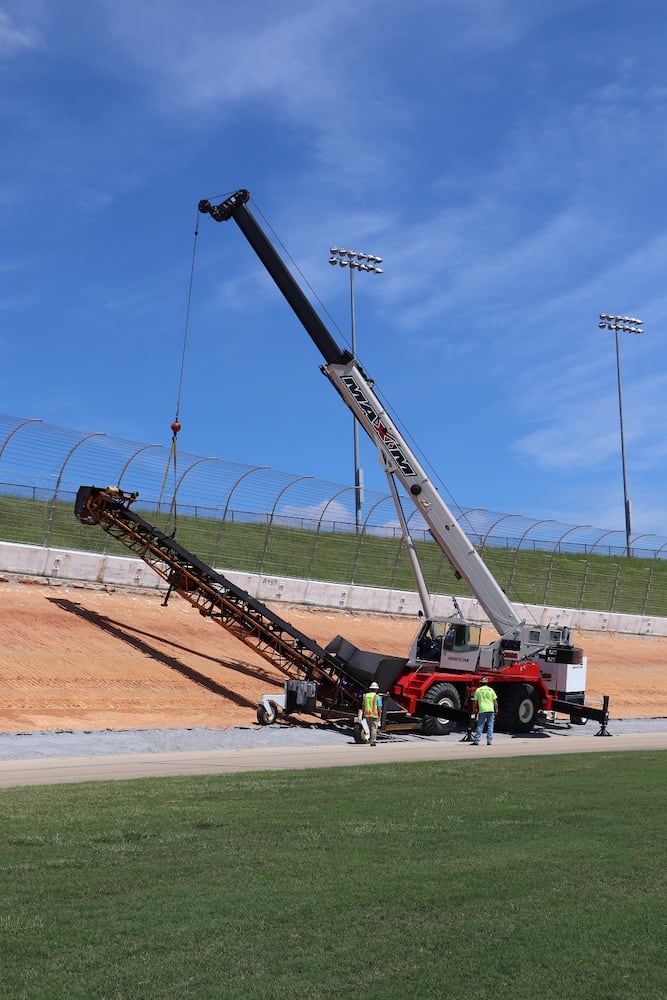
[1,578,665,733]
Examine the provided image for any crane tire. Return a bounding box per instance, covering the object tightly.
[421,682,461,736]
[498,684,540,733]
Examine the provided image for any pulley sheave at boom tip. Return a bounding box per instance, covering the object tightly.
[198,189,250,221]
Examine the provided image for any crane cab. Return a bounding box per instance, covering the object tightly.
[412,617,483,673]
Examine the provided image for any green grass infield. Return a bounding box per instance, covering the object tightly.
[1,751,665,999]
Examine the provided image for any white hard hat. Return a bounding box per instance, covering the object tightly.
[370,682,379,690]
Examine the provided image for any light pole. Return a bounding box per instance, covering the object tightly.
[598,313,644,558]
[329,246,383,533]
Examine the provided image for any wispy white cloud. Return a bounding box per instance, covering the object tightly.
[98,1,362,112]
[0,9,42,58]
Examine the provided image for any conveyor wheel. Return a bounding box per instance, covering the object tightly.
[256,701,277,726]
[353,721,369,744]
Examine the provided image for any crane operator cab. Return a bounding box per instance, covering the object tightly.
[413,618,482,671]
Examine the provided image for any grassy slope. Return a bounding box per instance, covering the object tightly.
[2,494,666,617]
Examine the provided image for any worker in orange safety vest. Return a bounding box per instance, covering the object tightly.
[362,682,382,746]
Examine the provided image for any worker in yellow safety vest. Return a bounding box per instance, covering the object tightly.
[472,676,498,746]
[363,681,382,746]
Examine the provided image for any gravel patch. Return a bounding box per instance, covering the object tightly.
[0,716,664,760]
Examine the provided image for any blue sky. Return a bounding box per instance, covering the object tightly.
[2,0,666,543]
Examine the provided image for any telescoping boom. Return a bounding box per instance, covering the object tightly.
[198,190,560,662]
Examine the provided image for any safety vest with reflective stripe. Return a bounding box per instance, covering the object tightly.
[363,692,379,719]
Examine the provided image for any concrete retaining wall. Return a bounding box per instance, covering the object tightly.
[1,540,665,637]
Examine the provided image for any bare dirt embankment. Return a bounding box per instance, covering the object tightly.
[0,579,664,734]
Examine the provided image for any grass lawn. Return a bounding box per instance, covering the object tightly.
[1,752,665,1000]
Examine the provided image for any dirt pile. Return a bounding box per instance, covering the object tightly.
[0,580,664,733]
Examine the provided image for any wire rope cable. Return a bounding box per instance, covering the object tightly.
[158,205,201,534]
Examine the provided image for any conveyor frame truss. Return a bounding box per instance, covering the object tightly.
[75,486,364,712]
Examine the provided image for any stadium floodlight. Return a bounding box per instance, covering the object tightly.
[329,245,384,534]
[598,312,644,557]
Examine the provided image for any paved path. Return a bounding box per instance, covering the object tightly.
[1,730,665,788]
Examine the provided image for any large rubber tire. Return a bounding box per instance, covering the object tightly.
[421,682,461,736]
[354,721,370,745]
[498,684,540,734]
[256,701,277,726]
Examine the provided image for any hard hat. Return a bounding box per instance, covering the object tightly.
[481,676,490,684]
[370,682,379,690]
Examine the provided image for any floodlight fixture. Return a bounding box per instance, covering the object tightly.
[329,244,385,534]
[599,311,644,557]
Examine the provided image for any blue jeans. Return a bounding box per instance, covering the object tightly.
[474,712,495,744]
